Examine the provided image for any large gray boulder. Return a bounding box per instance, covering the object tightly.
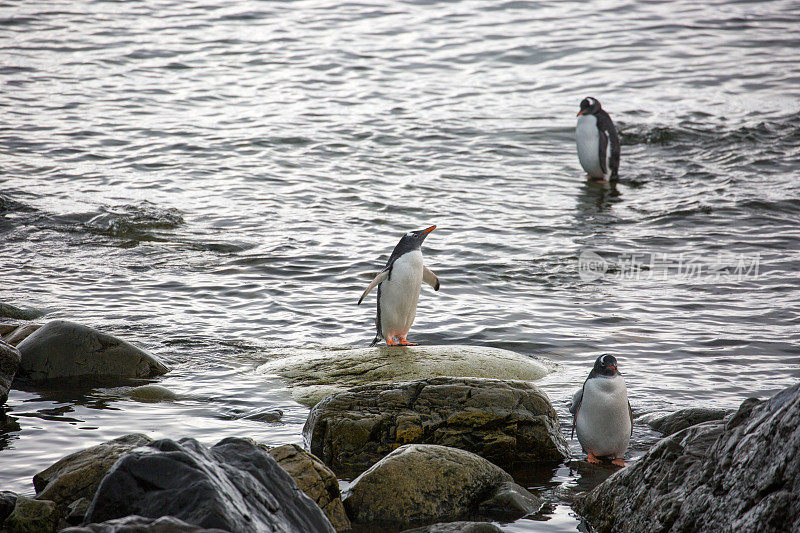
[575,383,800,532]
[645,407,732,435]
[258,345,552,406]
[0,340,21,405]
[84,437,334,533]
[266,444,350,532]
[304,377,568,477]
[343,444,542,529]
[61,515,228,532]
[33,434,154,512]
[16,320,168,382]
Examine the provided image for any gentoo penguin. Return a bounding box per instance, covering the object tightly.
[576,97,620,181]
[357,225,440,346]
[569,354,632,466]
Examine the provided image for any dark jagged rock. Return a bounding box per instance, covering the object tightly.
[60,515,228,532]
[0,340,21,406]
[0,491,18,524]
[84,437,334,533]
[266,444,350,532]
[2,496,59,533]
[304,377,568,477]
[575,384,800,533]
[343,444,542,529]
[401,522,503,533]
[646,407,732,435]
[16,320,168,382]
[33,434,154,512]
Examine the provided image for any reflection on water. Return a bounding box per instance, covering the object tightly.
[2,0,800,529]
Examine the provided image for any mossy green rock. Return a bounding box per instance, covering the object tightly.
[0,340,21,406]
[16,320,168,382]
[343,444,541,529]
[2,496,58,533]
[259,345,553,406]
[304,377,568,478]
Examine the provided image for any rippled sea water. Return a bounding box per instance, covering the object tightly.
[2,0,799,530]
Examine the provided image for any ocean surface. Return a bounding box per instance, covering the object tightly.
[1,0,799,530]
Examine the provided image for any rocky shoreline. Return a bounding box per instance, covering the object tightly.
[1,317,798,532]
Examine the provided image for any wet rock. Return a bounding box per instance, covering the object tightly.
[60,515,228,532]
[1,323,42,346]
[0,302,46,320]
[258,345,553,406]
[0,491,18,523]
[217,406,283,423]
[343,444,542,529]
[266,444,350,532]
[16,320,169,382]
[476,481,543,520]
[84,437,334,533]
[575,383,800,533]
[0,340,21,406]
[124,385,178,403]
[3,496,59,533]
[646,407,732,435]
[305,377,568,477]
[401,522,503,533]
[33,434,154,511]
[64,497,91,526]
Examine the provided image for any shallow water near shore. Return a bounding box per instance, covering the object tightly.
[2,0,799,530]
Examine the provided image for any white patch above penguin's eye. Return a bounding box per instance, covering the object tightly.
[587,98,595,106]
[406,232,413,238]
[601,354,610,365]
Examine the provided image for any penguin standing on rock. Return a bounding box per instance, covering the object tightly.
[570,354,632,466]
[358,225,440,346]
[576,97,620,181]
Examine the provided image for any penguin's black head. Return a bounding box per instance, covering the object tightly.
[591,354,620,377]
[391,225,436,256]
[577,97,602,117]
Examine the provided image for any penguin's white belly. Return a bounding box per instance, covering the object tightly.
[576,376,631,458]
[576,115,605,178]
[379,251,423,337]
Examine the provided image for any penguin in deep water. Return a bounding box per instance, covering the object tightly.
[357,225,440,346]
[569,354,632,466]
[576,97,620,181]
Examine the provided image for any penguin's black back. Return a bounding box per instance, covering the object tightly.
[596,109,620,179]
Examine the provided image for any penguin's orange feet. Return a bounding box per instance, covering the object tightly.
[398,337,418,346]
[612,458,626,467]
[586,452,602,464]
[385,338,399,346]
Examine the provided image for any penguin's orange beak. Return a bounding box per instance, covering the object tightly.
[422,225,436,234]
[577,109,586,117]
[608,365,617,372]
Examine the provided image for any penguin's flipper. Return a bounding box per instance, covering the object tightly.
[570,388,583,439]
[358,270,388,305]
[423,266,440,291]
[597,127,609,176]
[628,399,634,437]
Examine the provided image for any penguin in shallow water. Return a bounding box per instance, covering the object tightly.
[569,354,632,466]
[358,225,440,346]
[576,97,620,181]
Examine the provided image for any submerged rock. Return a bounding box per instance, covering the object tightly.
[0,302,47,320]
[124,384,178,403]
[401,523,503,533]
[3,496,59,533]
[16,320,169,382]
[61,515,228,532]
[258,345,552,406]
[343,444,542,529]
[0,340,21,405]
[33,434,154,512]
[266,444,351,532]
[84,437,334,533]
[304,377,568,477]
[575,383,800,533]
[645,407,732,435]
